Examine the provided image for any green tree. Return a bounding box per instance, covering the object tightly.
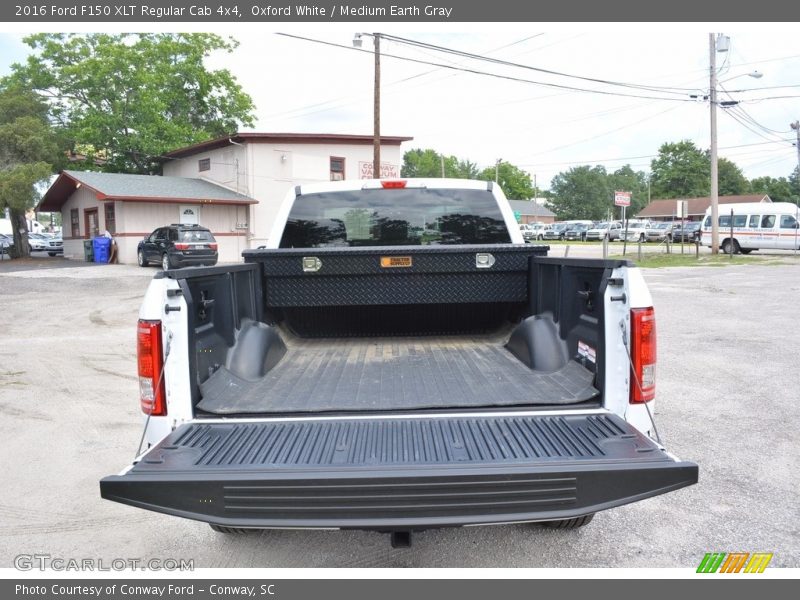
[401,148,444,177]
[0,83,59,258]
[477,161,534,200]
[789,167,800,204]
[717,157,749,196]
[749,175,797,204]
[649,140,710,199]
[11,33,255,174]
[548,165,611,220]
[401,148,480,179]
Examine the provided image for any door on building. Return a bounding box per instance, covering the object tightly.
[179,205,199,225]
[84,208,99,239]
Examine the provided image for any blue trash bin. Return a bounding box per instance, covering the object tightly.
[93,237,111,263]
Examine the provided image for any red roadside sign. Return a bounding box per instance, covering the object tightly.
[614,191,631,207]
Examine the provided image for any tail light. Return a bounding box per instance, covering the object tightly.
[208,243,218,250]
[138,320,166,416]
[381,180,407,189]
[174,243,189,250]
[630,307,656,403]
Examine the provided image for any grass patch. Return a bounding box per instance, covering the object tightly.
[607,253,791,268]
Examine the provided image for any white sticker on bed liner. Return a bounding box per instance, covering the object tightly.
[577,341,597,363]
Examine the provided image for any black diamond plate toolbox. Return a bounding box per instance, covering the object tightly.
[242,245,549,307]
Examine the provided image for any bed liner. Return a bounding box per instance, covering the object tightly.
[197,331,598,415]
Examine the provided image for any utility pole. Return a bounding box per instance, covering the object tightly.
[373,33,381,179]
[533,174,538,201]
[709,33,720,254]
[495,158,501,183]
[440,154,445,178]
[791,121,800,171]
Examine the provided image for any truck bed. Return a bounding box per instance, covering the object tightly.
[196,331,598,415]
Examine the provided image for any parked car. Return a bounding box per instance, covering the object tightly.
[27,233,50,252]
[519,224,536,242]
[520,222,549,241]
[564,223,590,241]
[672,221,702,243]
[0,234,13,255]
[586,222,623,241]
[47,236,63,256]
[620,219,652,242]
[645,222,675,243]
[543,222,570,240]
[137,224,218,270]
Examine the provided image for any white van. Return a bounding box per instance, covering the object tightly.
[700,202,800,253]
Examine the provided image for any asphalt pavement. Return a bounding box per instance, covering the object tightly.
[0,256,798,568]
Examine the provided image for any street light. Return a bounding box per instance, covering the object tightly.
[709,34,763,254]
[353,32,381,179]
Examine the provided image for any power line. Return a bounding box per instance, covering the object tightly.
[718,83,793,137]
[262,34,545,121]
[722,108,793,146]
[275,33,698,103]
[524,105,683,158]
[519,138,796,168]
[378,33,703,96]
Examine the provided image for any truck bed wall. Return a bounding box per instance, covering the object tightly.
[170,251,625,410]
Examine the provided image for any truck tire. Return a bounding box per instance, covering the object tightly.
[138,250,148,267]
[721,239,740,255]
[541,514,595,529]
[162,253,172,271]
[209,524,258,534]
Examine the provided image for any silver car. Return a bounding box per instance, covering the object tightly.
[27,233,50,252]
[586,222,623,241]
[47,237,64,256]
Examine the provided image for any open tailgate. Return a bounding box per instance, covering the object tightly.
[101,412,697,529]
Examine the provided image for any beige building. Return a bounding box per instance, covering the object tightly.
[161,132,412,246]
[39,170,256,264]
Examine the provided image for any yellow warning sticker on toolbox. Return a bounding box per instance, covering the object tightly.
[380,256,413,268]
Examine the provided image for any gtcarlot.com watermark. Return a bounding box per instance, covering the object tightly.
[14,554,194,571]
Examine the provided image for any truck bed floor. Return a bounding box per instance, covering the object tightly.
[197,334,599,414]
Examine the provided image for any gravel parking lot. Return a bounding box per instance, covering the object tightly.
[1,255,798,568]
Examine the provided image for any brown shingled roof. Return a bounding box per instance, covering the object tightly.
[637,194,770,218]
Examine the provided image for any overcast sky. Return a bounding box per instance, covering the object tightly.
[1,24,799,189]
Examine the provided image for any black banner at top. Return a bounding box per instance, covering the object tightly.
[3,0,800,22]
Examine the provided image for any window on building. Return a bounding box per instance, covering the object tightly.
[104,203,116,234]
[198,158,211,172]
[330,157,345,181]
[71,209,80,238]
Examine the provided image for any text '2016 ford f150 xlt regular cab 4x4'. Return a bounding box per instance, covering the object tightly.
[101,178,697,545]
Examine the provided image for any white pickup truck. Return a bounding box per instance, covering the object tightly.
[101,179,697,546]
